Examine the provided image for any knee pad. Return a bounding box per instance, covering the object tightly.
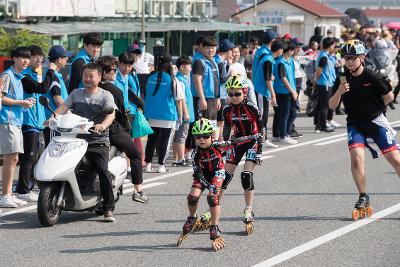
[241,171,254,191]
[207,194,219,208]
[221,171,233,190]
[187,195,199,206]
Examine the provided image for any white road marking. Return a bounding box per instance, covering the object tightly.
[253,202,400,267]
[314,137,348,146]
[123,182,166,195]
[0,205,37,218]
[0,182,167,218]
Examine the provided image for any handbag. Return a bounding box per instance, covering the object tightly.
[131,110,153,138]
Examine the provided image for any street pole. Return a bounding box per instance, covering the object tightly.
[141,0,145,43]
[253,0,257,25]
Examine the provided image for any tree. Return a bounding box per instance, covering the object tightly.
[0,28,51,56]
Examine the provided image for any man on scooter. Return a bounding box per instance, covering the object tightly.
[52,63,117,222]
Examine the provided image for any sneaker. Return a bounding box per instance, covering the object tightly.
[103,210,115,222]
[172,159,188,167]
[279,137,298,145]
[314,127,321,133]
[144,163,152,172]
[322,127,335,133]
[328,120,341,128]
[158,165,167,173]
[290,129,303,139]
[0,195,18,208]
[271,137,280,143]
[389,102,396,110]
[11,194,28,206]
[18,191,39,202]
[104,210,115,222]
[336,109,345,115]
[265,140,278,148]
[132,191,149,204]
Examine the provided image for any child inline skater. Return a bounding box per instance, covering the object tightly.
[223,74,264,234]
[177,118,230,251]
[193,74,264,235]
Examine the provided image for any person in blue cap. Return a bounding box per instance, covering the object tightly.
[215,39,235,141]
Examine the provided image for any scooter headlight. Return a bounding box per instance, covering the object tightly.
[48,141,83,157]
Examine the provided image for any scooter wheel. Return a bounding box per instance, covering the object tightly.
[37,183,63,227]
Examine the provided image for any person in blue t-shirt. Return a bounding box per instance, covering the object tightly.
[17,45,47,202]
[172,56,194,166]
[0,47,33,209]
[22,45,70,146]
[313,37,336,133]
[191,36,220,122]
[68,32,103,94]
[273,41,299,145]
[144,54,183,173]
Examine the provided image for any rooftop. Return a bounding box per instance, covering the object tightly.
[233,0,344,18]
[363,8,400,17]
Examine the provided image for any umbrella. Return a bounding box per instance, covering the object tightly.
[385,22,400,30]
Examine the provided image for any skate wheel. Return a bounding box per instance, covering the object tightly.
[366,207,373,217]
[245,222,254,235]
[211,236,225,251]
[192,219,211,232]
[351,209,359,221]
[176,234,187,247]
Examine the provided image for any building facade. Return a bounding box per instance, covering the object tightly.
[232,0,344,43]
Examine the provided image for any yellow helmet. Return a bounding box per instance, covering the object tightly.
[225,74,250,94]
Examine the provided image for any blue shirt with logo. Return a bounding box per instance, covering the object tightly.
[21,67,46,131]
[144,71,177,121]
[0,67,25,127]
[177,71,194,123]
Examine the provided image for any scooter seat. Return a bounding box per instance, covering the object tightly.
[109,146,118,160]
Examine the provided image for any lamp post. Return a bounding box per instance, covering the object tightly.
[141,0,145,43]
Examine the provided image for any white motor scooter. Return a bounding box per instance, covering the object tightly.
[34,96,127,227]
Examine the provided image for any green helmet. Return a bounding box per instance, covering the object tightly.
[192,118,216,135]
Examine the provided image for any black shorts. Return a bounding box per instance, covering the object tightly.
[217,99,227,122]
[226,140,258,165]
[193,97,218,121]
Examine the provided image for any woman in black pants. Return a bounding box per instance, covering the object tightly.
[144,55,183,173]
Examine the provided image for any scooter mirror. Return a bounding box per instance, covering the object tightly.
[39,96,56,116]
[39,96,50,108]
[102,106,114,115]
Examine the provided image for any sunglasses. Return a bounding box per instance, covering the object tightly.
[195,135,212,140]
[228,92,243,97]
[344,56,359,61]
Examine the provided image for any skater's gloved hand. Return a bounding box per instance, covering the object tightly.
[255,153,263,165]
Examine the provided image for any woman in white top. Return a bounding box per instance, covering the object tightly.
[229,45,257,104]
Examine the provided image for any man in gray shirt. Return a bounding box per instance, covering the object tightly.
[54,63,117,222]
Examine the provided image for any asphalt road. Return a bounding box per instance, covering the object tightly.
[1,108,400,267]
